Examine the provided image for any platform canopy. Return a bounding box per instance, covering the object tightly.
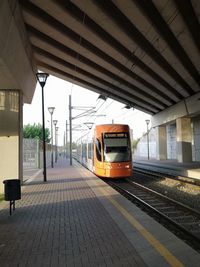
[19,0,200,115]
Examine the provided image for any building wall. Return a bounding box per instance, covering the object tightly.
[0,90,20,194]
[0,136,18,193]
[192,117,200,161]
[0,0,36,195]
[149,128,157,158]
[133,128,157,159]
[166,123,177,160]
[134,118,200,162]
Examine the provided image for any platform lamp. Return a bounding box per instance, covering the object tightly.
[48,107,55,168]
[36,72,49,182]
[145,119,150,160]
[53,120,58,163]
[55,126,59,163]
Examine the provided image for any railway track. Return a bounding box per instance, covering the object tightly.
[107,179,200,251]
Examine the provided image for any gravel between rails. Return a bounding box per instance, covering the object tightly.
[131,174,200,213]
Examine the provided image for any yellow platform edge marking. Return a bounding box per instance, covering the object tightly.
[80,169,186,267]
[105,193,184,267]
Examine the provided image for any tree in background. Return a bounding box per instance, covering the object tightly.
[23,123,50,143]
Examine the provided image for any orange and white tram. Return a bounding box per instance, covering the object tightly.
[76,124,132,179]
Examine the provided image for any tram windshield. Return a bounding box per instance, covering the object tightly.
[103,132,131,162]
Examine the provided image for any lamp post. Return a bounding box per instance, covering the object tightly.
[36,72,49,182]
[55,126,59,162]
[53,120,58,163]
[48,107,55,168]
[66,120,68,158]
[145,119,150,159]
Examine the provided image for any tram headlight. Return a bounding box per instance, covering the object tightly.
[125,165,130,169]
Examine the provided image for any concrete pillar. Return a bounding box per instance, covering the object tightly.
[19,91,23,183]
[176,118,192,162]
[0,1,37,194]
[156,126,167,160]
[0,90,23,194]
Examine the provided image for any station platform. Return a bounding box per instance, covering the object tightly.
[133,157,200,179]
[0,158,200,266]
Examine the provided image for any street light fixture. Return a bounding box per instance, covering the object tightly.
[84,122,94,130]
[53,120,58,163]
[124,103,134,110]
[97,94,107,101]
[124,104,132,109]
[48,107,55,168]
[36,72,49,182]
[145,119,150,160]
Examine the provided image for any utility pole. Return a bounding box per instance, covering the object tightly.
[66,120,68,158]
[69,95,72,165]
[68,94,102,165]
[63,131,65,157]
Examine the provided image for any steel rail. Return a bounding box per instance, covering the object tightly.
[108,179,200,251]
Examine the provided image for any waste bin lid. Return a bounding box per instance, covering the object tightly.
[3,179,20,184]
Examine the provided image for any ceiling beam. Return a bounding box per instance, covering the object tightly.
[174,0,200,53]
[93,0,195,95]
[34,46,161,113]
[27,25,171,108]
[132,0,200,87]
[37,61,156,114]
[20,0,184,101]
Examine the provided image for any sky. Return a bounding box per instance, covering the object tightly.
[23,75,151,146]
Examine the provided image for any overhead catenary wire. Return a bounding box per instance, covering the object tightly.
[69,11,86,164]
[67,7,150,142]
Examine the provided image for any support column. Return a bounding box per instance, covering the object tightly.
[0,90,22,194]
[19,91,23,183]
[176,118,192,162]
[156,126,167,160]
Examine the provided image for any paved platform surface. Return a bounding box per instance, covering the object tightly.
[0,158,146,266]
[133,157,200,179]
[0,158,200,266]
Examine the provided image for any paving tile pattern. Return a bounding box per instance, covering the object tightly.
[0,160,146,266]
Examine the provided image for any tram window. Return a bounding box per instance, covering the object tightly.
[103,133,131,162]
[95,139,102,161]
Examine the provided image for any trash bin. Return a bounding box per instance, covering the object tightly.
[3,179,21,201]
